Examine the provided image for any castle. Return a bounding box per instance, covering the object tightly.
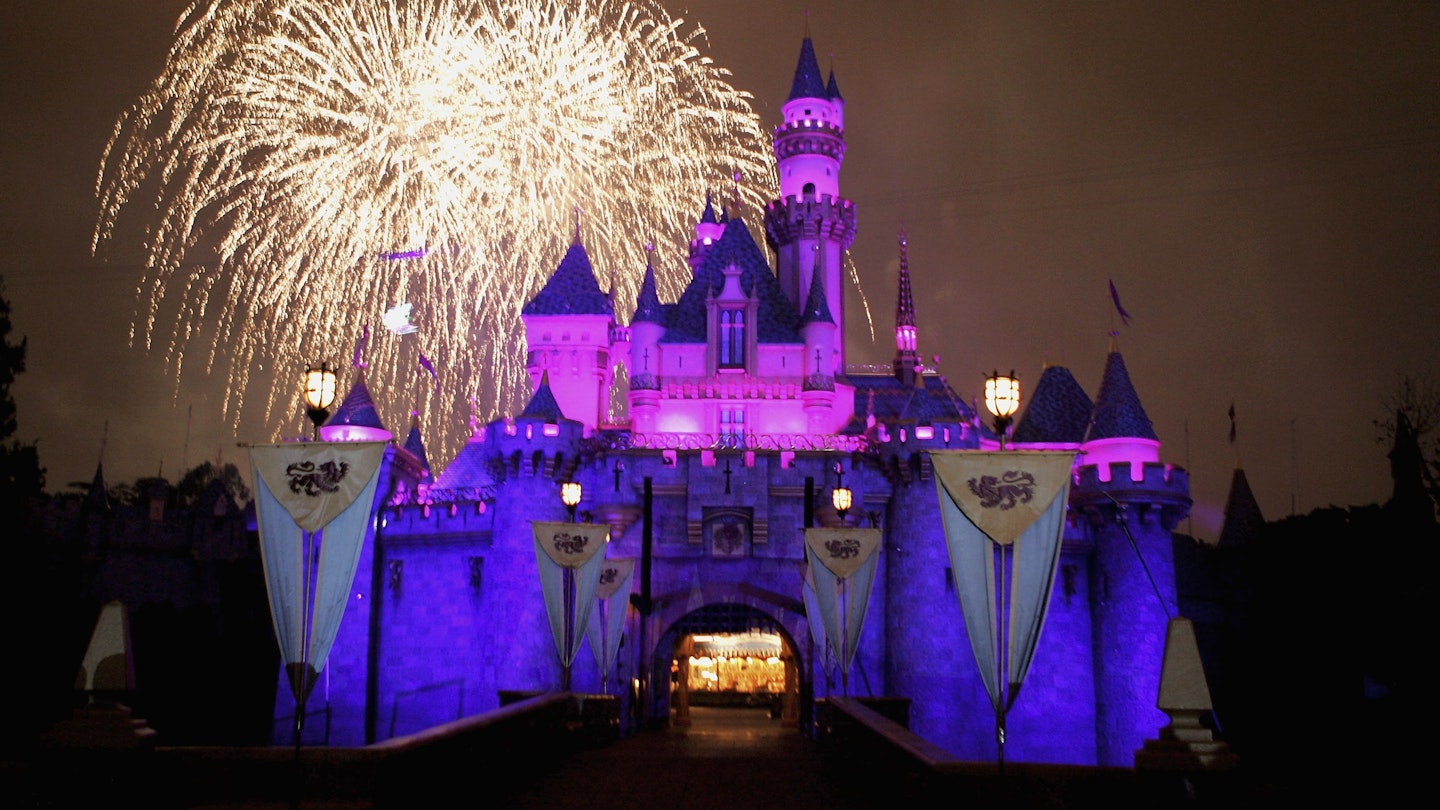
[293,33,1191,767]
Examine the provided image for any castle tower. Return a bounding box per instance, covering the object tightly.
[627,252,666,435]
[799,245,837,433]
[892,230,921,387]
[763,34,857,372]
[1070,345,1191,765]
[521,237,616,431]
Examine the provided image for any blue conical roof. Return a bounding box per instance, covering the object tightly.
[632,260,665,325]
[660,217,801,344]
[826,69,843,101]
[800,262,834,325]
[1013,365,1094,444]
[326,371,388,433]
[789,37,828,101]
[402,412,433,484]
[522,242,614,316]
[1085,352,1157,441]
[519,371,566,422]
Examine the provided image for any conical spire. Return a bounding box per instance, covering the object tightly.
[523,241,613,316]
[788,35,828,101]
[1086,351,1158,441]
[1217,467,1265,549]
[632,251,665,324]
[800,247,834,325]
[519,370,566,422]
[892,230,920,385]
[1013,364,1094,444]
[85,462,110,512]
[403,411,433,484]
[322,369,393,441]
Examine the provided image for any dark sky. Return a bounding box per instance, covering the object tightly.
[3,1,1437,541]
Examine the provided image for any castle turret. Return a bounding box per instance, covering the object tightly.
[800,246,837,433]
[320,370,392,443]
[763,33,856,368]
[689,193,725,272]
[627,252,666,434]
[521,237,616,432]
[1069,343,1190,766]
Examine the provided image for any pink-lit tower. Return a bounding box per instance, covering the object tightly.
[763,34,857,375]
[892,229,921,387]
[520,232,617,432]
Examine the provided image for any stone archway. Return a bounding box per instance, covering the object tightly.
[652,603,804,729]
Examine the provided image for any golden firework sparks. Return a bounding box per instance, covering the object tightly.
[94,0,776,465]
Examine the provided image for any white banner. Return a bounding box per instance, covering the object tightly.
[932,450,1074,711]
[533,521,610,676]
[588,558,635,692]
[803,527,882,692]
[249,441,387,705]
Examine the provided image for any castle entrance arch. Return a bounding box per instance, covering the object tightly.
[652,602,804,729]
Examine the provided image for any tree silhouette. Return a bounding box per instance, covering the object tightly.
[0,276,45,514]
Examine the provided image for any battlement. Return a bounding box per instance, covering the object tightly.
[762,195,858,246]
[1070,461,1191,530]
[1073,460,1189,491]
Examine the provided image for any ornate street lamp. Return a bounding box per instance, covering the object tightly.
[984,369,1021,450]
[303,362,338,440]
[831,463,853,523]
[561,481,582,523]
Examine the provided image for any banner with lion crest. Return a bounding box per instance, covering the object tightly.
[532,521,610,688]
[803,526,881,695]
[249,440,388,708]
[931,450,1075,715]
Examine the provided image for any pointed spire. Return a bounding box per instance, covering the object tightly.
[403,411,433,484]
[800,245,834,325]
[321,369,393,441]
[788,31,828,101]
[1218,467,1265,549]
[1012,364,1094,444]
[573,205,583,245]
[522,241,613,316]
[86,462,110,512]
[892,229,921,385]
[519,370,566,422]
[895,229,916,329]
[701,192,719,224]
[1086,351,1158,441]
[632,247,666,324]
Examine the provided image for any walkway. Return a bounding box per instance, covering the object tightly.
[490,705,890,810]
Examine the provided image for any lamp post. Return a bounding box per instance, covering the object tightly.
[558,480,583,691]
[561,481,582,523]
[982,368,1022,774]
[831,463,853,524]
[984,369,1020,451]
[303,362,338,441]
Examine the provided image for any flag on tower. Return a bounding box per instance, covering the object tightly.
[418,353,439,393]
[1228,403,1237,444]
[1108,279,1131,327]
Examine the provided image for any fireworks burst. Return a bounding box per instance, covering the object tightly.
[94,0,776,466]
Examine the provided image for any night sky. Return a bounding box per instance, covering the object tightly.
[3,1,1436,541]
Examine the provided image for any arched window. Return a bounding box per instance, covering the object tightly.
[719,309,746,369]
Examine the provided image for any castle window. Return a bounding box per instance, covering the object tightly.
[720,406,745,447]
[719,309,746,369]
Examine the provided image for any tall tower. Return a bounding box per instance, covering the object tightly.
[892,230,921,387]
[763,34,857,373]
